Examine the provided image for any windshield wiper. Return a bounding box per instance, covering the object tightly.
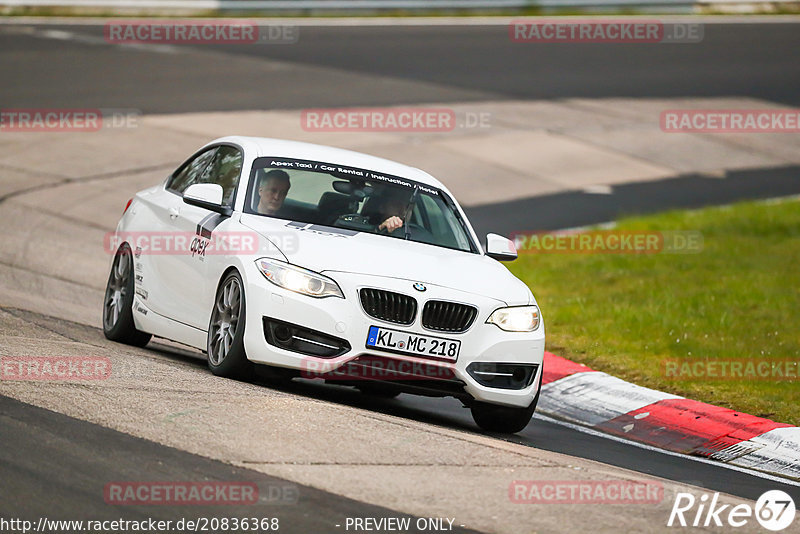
[403,187,419,241]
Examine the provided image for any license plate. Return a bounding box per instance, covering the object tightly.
[366,326,460,362]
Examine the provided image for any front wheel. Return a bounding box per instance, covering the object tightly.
[103,244,151,347]
[207,270,252,379]
[470,387,540,434]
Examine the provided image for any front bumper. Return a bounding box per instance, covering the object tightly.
[242,265,545,408]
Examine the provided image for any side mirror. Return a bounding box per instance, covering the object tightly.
[485,233,518,262]
[183,183,231,216]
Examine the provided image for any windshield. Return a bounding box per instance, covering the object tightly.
[244,157,476,253]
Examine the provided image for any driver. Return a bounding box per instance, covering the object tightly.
[372,191,410,233]
[257,170,291,216]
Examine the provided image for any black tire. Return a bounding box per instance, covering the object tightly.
[103,244,152,347]
[207,270,252,379]
[470,383,541,434]
[357,383,401,399]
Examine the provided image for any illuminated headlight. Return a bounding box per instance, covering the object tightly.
[487,305,540,332]
[256,259,344,299]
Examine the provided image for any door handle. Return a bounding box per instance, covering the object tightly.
[169,206,180,219]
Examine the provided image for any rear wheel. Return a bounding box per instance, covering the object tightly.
[470,386,540,434]
[207,270,252,379]
[103,244,151,347]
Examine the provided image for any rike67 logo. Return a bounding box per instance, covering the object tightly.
[668,490,796,531]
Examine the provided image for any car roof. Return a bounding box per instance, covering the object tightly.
[208,136,447,191]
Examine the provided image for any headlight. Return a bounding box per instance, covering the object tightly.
[487,305,540,332]
[256,259,344,299]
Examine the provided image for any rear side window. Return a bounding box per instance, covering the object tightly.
[167,145,243,206]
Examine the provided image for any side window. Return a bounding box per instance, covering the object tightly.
[283,171,335,204]
[205,146,243,206]
[420,195,446,235]
[167,148,216,195]
[167,146,243,207]
[419,194,459,249]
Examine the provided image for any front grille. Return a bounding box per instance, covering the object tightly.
[359,288,417,325]
[422,300,478,332]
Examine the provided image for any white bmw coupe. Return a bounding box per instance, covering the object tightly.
[104,137,545,433]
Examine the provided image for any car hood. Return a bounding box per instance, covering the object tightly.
[240,215,532,305]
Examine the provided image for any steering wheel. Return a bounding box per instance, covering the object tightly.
[381,222,428,239]
[333,213,373,231]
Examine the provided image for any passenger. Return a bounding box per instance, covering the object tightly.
[257,170,290,216]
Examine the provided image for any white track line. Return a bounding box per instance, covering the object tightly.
[533,412,800,488]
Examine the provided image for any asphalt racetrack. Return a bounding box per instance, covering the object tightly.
[1,18,799,534]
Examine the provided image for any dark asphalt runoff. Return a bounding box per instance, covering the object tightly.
[466,164,800,236]
[0,393,481,533]
[1,21,798,238]
[0,22,799,112]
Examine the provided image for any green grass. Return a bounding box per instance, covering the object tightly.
[509,198,800,425]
